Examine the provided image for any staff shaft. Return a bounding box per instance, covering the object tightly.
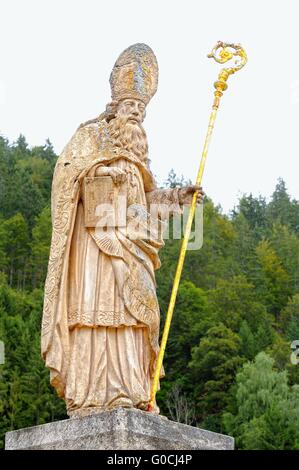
[148,103,219,411]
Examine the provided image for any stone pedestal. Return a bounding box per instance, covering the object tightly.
[5,408,234,450]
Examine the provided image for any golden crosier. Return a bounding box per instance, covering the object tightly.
[207,41,247,69]
[148,42,247,412]
[208,41,248,109]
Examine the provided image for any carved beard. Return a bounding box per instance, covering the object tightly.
[107,116,148,163]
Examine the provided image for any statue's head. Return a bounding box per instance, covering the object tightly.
[104,43,158,162]
[106,99,148,163]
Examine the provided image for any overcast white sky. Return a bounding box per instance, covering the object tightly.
[1,0,299,212]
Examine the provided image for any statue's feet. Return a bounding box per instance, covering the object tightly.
[68,399,133,418]
[68,406,106,418]
[107,397,134,409]
[67,397,160,418]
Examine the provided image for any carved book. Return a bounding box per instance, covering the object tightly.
[83,176,127,228]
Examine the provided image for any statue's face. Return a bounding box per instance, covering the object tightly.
[116,98,146,124]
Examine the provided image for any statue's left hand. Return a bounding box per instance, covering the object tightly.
[178,185,204,205]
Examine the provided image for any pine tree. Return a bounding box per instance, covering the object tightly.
[189,323,243,431]
[255,239,291,318]
[0,214,30,288]
[267,178,299,235]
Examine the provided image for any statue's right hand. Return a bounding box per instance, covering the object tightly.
[107,167,127,185]
[95,166,127,184]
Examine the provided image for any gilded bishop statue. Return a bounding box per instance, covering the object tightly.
[41,43,203,417]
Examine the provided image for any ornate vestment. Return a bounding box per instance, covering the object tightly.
[41,118,181,412]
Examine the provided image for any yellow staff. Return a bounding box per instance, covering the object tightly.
[148,41,248,412]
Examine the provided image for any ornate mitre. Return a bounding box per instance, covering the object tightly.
[109,43,158,105]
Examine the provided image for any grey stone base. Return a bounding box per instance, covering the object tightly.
[5,407,234,450]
